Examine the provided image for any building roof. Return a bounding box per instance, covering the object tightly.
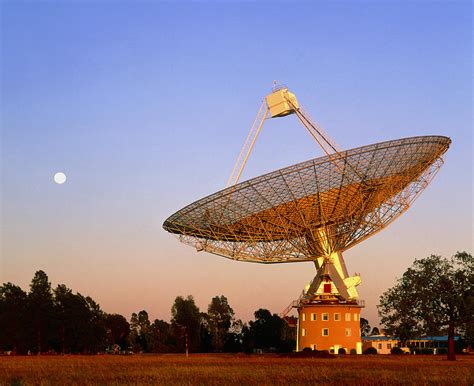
[412,335,461,342]
[362,335,461,342]
[362,335,397,341]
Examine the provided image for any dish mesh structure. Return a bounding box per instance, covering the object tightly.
[163,135,450,263]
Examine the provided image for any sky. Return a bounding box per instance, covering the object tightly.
[1,1,472,326]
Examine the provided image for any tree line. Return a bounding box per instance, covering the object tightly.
[0,271,294,355]
[2,251,470,358]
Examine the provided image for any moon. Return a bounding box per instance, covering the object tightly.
[53,172,67,184]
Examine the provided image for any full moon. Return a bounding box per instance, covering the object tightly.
[53,172,67,184]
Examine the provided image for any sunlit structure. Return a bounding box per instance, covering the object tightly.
[163,84,450,353]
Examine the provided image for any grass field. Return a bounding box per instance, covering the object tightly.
[1,354,473,385]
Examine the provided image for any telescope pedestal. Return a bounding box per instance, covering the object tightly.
[295,252,364,353]
[296,302,363,353]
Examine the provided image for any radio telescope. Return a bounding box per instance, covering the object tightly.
[163,85,450,353]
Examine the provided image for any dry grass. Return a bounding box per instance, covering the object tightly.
[0,354,473,385]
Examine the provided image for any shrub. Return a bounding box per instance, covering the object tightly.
[413,348,435,355]
[364,347,378,355]
[350,349,357,355]
[391,347,404,355]
[338,348,346,355]
[302,347,313,353]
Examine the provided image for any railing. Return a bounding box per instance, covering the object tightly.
[280,290,306,318]
[271,82,288,92]
[280,296,365,318]
[280,299,299,318]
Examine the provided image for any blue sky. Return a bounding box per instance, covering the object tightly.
[1,1,472,325]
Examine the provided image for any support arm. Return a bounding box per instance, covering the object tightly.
[226,100,269,187]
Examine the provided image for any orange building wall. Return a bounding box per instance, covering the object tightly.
[297,304,362,353]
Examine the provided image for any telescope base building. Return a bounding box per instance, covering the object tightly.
[296,303,363,354]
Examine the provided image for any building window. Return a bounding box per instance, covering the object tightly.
[324,283,332,293]
[322,328,329,337]
[311,313,317,321]
[387,343,392,349]
[354,314,358,322]
[345,313,351,322]
[302,328,306,337]
[334,313,340,321]
[302,313,306,321]
[345,328,351,337]
[322,313,329,321]
[378,343,382,349]
[310,344,316,350]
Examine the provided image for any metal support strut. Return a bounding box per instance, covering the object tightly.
[226,100,269,187]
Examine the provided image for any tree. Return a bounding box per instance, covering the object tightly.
[105,314,130,350]
[28,270,55,354]
[129,310,152,352]
[370,327,380,336]
[171,296,202,353]
[54,284,90,353]
[129,313,140,352]
[149,319,177,353]
[378,252,473,360]
[245,309,294,352]
[360,318,371,337]
[82,296,107,353]
[199,314,213,353]
[455,251,474,350]
[207,295,235,351]
[0,283,28,353]
[137,310,152,352]
[223,320,244,352]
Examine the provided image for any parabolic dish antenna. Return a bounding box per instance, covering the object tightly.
[163,84,450,351]
[164,135,450,263]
